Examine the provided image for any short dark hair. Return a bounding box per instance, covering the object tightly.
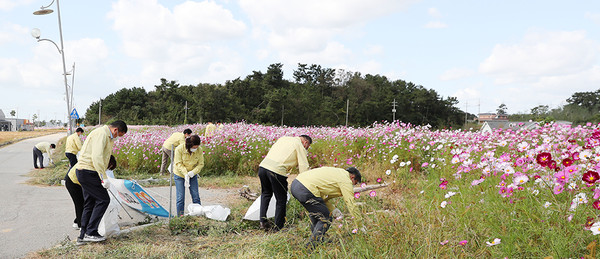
[107,155,117,170]
[185,135,201,153]
[76,128,84,133]
[346,167,361,183]
[300,135,312,144]
[183,128,192,135]
[110,120,128,134]
[50,144,56,149]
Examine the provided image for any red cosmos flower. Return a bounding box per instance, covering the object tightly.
[439,180,448,189]
[594,201,600,210]
[562,158,573,167]
[583,171,600,184]
[548,160,558,170]
[572,152,580,161]
[536,152,552,167]
[586,217,595,229]
[533,175,541,180]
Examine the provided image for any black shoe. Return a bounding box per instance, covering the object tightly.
[76,237,87,246]
[83,234,106,242]
[259,221,272,231]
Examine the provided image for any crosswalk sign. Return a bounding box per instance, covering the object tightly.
[70,108,79,120]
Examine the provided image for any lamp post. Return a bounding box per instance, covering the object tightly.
[31,0,72,135]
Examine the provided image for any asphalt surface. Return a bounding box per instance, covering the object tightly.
[0,133,237,258]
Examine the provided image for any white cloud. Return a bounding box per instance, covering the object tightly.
[108,0,246,59]
[240,0,417,63]
[440,68,474,81]
[479,30,599,84]
[585,12,600,25]
[424,21,447,29]
[364,45,384,56]
[0,0,33,11]
[428,7,442,19]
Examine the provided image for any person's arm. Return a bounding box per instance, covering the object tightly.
[189,148,205,175]
[75,136,83,151]
[340,181,361,220]
[173,147,186,176]
[296,141,309,173]
[91,137,109,180]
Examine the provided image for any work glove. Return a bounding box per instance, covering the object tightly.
[101,180,111,189]
[332,208,343,220]
[187,171,195,178]
[184,175,190,188]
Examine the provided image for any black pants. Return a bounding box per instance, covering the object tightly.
[65,152,78,167]
[64,169,84,227]
[258,167,288,229]
[33,147,43,168]
[76,169,110,238]
[291,179,331,241]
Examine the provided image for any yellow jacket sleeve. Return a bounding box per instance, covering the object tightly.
[189,147,204,176]
[173,145,186,177]
[340,181,360,220]
[91,134,110,180]
[295,140,309,173]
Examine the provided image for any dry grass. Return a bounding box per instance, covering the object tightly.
[0,129,64,146]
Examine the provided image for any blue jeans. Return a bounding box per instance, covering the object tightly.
[174,174,201,216]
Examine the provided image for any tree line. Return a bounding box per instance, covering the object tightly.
[84,63,467,128]
[509,89,600,124]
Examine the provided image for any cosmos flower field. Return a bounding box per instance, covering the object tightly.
[103,121,600,256]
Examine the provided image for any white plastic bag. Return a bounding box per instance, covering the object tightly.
[186,204,230,221]
[98,180,121,237]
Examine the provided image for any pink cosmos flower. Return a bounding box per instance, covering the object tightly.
[376,178,382,183]
[440,240,449,245]
[354,192,361,199]
[459,240,468,246]
[369,190,377,197]
[553,185,564,195]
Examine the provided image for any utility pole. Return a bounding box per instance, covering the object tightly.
[345,99,349,127]
[98,99,102,125]
[184,101,188,124]
[465,100,468,125]
[281,104,284,126]
[391,99,397,122]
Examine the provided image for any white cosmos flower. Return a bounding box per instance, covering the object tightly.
[440,201,447,208]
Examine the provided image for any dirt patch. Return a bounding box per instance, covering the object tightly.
[0,129,65,147]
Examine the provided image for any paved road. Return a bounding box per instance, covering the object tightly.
[0,133,237,258]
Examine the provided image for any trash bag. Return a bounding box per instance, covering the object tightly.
[243,193,290,221]
[186,204,230,221]
[98,180,121,237]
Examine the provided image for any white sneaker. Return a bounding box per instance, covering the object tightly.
[83,234,106,242]
[72,223,80,230]
[76,237,87,246]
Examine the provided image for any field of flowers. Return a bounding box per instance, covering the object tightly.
[86,121,600,257]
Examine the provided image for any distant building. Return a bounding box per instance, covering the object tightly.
[0,109,34,131]
[478,113,508,122]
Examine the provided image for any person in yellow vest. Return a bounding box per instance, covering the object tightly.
[33,141,56,169]
[258,135,312,231]
[65,155,116,235]
[173,134,204,216]
[65,127,84,167]
[204,121,217,138]
[291,167,362,246]
[75,120,127,244]
[160,128,192,175]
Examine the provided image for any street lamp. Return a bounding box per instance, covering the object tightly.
[31,0,73,135]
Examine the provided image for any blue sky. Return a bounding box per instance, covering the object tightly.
[1,0,599,123]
